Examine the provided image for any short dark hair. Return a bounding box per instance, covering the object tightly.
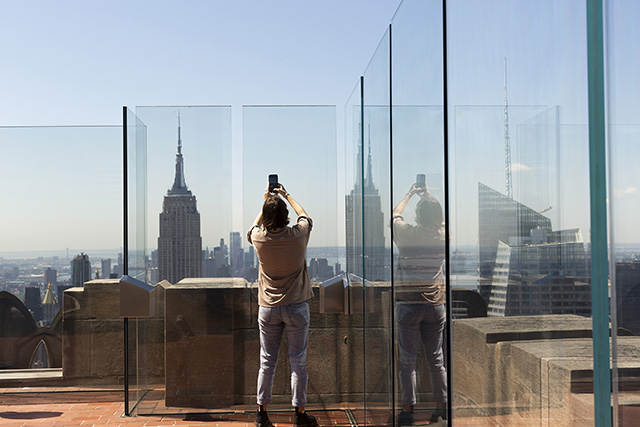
[262,196,289,231]
[415,196,444,229]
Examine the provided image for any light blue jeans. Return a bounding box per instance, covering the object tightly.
[257,300,310,407]
[397,302,447,406]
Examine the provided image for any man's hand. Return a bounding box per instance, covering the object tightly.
[412,183,430,199]
[274,184,289,199]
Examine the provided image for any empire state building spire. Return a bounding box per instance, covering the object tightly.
[365,124,374,190]
[504,57,513,199]
[169,112,190,195]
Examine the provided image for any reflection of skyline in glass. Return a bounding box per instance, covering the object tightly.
[479,182,590,317]
[345,129,387,281]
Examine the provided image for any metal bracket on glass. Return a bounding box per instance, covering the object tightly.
[319,273,374,314]
[119,275,160,318]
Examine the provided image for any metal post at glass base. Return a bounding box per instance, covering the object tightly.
[441,0,453,423]
[122,106,130,417]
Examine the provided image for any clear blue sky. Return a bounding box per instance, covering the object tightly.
[0,0,401,126]
[1,0,638,254]
[0,0,401,253]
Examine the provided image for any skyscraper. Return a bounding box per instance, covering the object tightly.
[71,253,91,286]
[244,245,255,270]
[310,257,333,281]
[229,231,243,276]
[615,262,640,335]
[44,267,57,286]
[479,183,590,316]
[24,287,42,323]
[158,115,202,284]
[101,259,111,279]
[478,182,552,279]
[345,138,387,281]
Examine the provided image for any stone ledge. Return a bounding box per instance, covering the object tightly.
[454,314,593,343]
[453,316,640,420]
[175,277,250,288]
[0,368,63,382]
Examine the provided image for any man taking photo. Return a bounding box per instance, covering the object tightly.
[247,182,318,427]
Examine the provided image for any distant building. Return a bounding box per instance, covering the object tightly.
[480,183,590,317]
[158,116,202,284]
[486,242,511,316]
[57,285,73,309]
[44,268,57,286]
[202,239,231,278]
[149,250,158,283]
[202,255,216,278]
[24,287,42,323]
[487,242,591,317]
[101,259,111,279]
[615,262,640,335]
[244,246,255,271]
[479,182,551,280]
[215,239,229,276]
[71,253,91,286]
[41,283,57,326]
[229,231,243,276]
[113,252,124,278]
[310,258,333,281]
[345,140,387,281]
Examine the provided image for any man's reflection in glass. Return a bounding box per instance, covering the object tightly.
[392,179,447,425]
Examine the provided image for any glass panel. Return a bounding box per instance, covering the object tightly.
[0,125,122,389]
[345,79,365,424]
[133,106,233,414]
[606,1,640,426]
[125,107,147,412]
[126,108,147,282]
[362,28,393,425]
[448,0,593,424]
[242,106,339,415]
[391,0,447,425]
[344,79,367,423]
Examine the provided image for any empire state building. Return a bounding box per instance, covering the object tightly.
[345,137,387,281]
[158,116,202,284]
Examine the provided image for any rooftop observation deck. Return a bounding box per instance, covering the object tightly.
[2,385,640,426]
[3,279,640,425]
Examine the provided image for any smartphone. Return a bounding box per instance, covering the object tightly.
[268,174,278,193]
[416,174,426,188]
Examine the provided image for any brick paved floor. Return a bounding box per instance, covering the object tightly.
[4,385,639,426]
[0,386,451,427]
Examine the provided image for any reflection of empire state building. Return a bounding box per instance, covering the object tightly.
[345,136,387,281]
[158,116,202,284]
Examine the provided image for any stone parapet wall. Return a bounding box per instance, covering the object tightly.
[62,279,167,386]
[62,280,125,384]
[166,278,397,407]
[60,278,433,406]
[452,315,640,424]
